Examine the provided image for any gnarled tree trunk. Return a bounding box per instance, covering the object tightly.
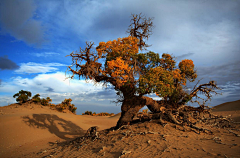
[142,96,163,113]
[116,96,145,129]
[115,96,169,129]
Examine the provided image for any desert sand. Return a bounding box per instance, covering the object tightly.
[0,100,239,158]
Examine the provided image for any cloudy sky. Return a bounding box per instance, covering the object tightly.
[0,0,239,114]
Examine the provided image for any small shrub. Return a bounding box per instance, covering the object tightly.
[57,98,77,114]
[13,90,32,104]
[32,94,41,103]
[142,109,148,113]
[40,97,52,106]
[94,112,114,116]
[46,97,52,103]
[70,104,77,114]
[84,111,92,115]
[41,98,48,106]
[50,103,56,109]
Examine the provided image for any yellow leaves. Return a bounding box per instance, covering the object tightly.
[107,57,129,71]
[162,53,172,59]
[161,53,176,70]
[98,42,105,46]
[179,59,194,71]
[96,36,198,97]
[172,69,181,79]
[96,36,139,59]
[106,57,131,84]
[179,59,197,81]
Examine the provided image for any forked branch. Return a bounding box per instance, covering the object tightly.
[189,81,222,105]
[127,13,154,50]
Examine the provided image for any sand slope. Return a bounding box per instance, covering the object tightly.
[211,100,240,112]
[0,101,240,158]
[211,100,240,122]
[0,103,118,158]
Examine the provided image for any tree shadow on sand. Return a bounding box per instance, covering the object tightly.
[22,114,85,141]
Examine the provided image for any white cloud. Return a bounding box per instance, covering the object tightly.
[15,62,66,74]
[0,71,107,106]
[32,52,60,57]
[0,96,14,106]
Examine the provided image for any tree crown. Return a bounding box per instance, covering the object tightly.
[67,14,198,105]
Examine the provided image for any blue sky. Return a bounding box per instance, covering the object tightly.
[0,0,239,114]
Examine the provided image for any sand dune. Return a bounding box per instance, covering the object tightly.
[211,100,240,122]
[0,103,118,158]
[108,112,121,119]
[211,100,240,112]
[0,101,240,158]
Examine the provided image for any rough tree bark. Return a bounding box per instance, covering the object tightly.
[116,95,165,128]
[116,96,145,129]
[115,81,221,129]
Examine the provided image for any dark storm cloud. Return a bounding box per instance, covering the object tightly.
[96,90,116,96]
[0,0,46,45]
[57,0,240,65]
[45,87,54,92]
[226,93,240,101]
[36,0,240,63]
[196,60,240,85]
[176,53,194,60]
[210,86,240,107]
[84,89,117,100]
[0,56,19,70]
[89,11,131,41]
[188,60,240,106]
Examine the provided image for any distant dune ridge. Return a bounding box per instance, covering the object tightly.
[211,100,240,112]
[108,112,121,119]
[0,100,240,157]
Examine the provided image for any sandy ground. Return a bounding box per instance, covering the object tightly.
[0,100,239,158]
[0,103,117,158]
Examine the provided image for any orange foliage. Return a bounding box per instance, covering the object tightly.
[179,59,194,71]
[67,13,203,109]
[179,59,197,81]
[106,57,131,84]
[172,69,181,79]
[161,53,176,70]
[68,34,197,102]
[96,36,139,59]
[96,36,139,86]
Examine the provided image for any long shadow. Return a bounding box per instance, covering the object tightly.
[22,114,85,141]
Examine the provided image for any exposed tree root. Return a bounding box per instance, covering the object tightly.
[136,105,236,134]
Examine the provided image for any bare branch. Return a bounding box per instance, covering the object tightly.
[190,81,222,105]
[127,13,154,50]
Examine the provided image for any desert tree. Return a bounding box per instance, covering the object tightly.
[41,97,52,106]
[67,13,221,129]
[57,98,77,113]
[13,90,32,105]
[32,94,41,103]
[127,13,154,50]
